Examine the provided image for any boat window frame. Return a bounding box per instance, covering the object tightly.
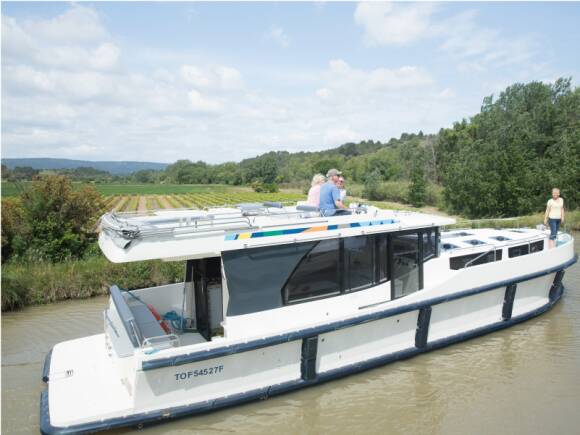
[449,249,502,270]
[281,226,438,306]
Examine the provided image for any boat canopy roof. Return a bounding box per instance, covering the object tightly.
[98,203,456,263]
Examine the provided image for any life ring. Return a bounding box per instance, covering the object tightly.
[148,304,171,334]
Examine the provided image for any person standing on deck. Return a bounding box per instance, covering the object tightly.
[319,169,350,216]
[544,187,565,249]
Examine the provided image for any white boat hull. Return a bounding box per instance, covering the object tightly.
[40,252,576,434]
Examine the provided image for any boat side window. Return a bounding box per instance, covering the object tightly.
[508,244,530,258]
[377,234,389,283]
[284,239,341,303]
[449,250,501,270]
[391,233,420,299]
[223,243,314,315]
[422,229,437,262]
[344,236,376,292]
[530,240,544,253]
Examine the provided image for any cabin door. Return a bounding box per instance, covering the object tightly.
[187,257,222,341]
[191,259,211,341]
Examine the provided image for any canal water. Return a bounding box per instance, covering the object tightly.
[2,235,579,435]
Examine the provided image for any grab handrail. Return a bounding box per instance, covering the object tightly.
[109,285,141,348]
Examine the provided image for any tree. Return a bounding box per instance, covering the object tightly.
[409,160,427,208]
[16,175,104,262]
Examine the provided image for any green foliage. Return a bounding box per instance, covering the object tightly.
[438,78,579,218]
[1,198,26,262]
[3,175,103,262]
[362,170,381,200]
[1,255,183,311]
[409,163,427,208]
[252,182,279,193]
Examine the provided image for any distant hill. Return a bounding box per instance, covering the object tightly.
[1,158,168,175]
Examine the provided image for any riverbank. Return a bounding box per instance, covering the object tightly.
[1,256,182,311]
[2,207,578,311]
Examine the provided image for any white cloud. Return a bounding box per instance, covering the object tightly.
[354,2,436,46]
[323,127,360,146]
[354,3,537,76]
[187,90,223,113]
[265,25,290,48]
[437,10,536,73]
[25,5,108,43]
[180,65,243,91]
[1,4,470,164]
[322,59,434,96]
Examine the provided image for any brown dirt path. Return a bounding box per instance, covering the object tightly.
[156,195,172,209]
[112,196,128,212]
[137,196,147,212]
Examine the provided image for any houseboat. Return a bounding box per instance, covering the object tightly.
[40,202,577,434]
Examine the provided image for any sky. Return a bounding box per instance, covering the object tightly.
[2,1,579,164]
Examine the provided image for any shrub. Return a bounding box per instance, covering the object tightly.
[252,181,279,193]
[4,175,104,262]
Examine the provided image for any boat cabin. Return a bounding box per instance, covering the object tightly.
[99,203,455,355]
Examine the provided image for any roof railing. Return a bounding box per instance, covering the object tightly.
[100,201,340,242]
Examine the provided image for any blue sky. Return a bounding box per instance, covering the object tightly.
[2,1,579,163]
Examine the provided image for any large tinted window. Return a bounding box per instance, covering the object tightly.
[344,236,375,291]
[285,239,340,303]
[223,243,313,315]
[392,233,420,298]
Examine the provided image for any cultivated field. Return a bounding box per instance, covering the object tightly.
[100,190,305,214]
[1,182,306,212]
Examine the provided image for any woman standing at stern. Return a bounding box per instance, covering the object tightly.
[544,187,565,248]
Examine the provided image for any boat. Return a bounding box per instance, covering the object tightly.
[40,202,577,434]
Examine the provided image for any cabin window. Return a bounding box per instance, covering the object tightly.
[224,227,439,314]
[508,244,530,258]
[377,235,389,283]
[223,243,313,315]
[391,233,420,298]
[530,240,544,253]
[449,250,501,270]
[284,239,341,303]
[344,236,376,291]
[422,229,437,261]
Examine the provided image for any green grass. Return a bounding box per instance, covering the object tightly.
[1,181,30,197]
